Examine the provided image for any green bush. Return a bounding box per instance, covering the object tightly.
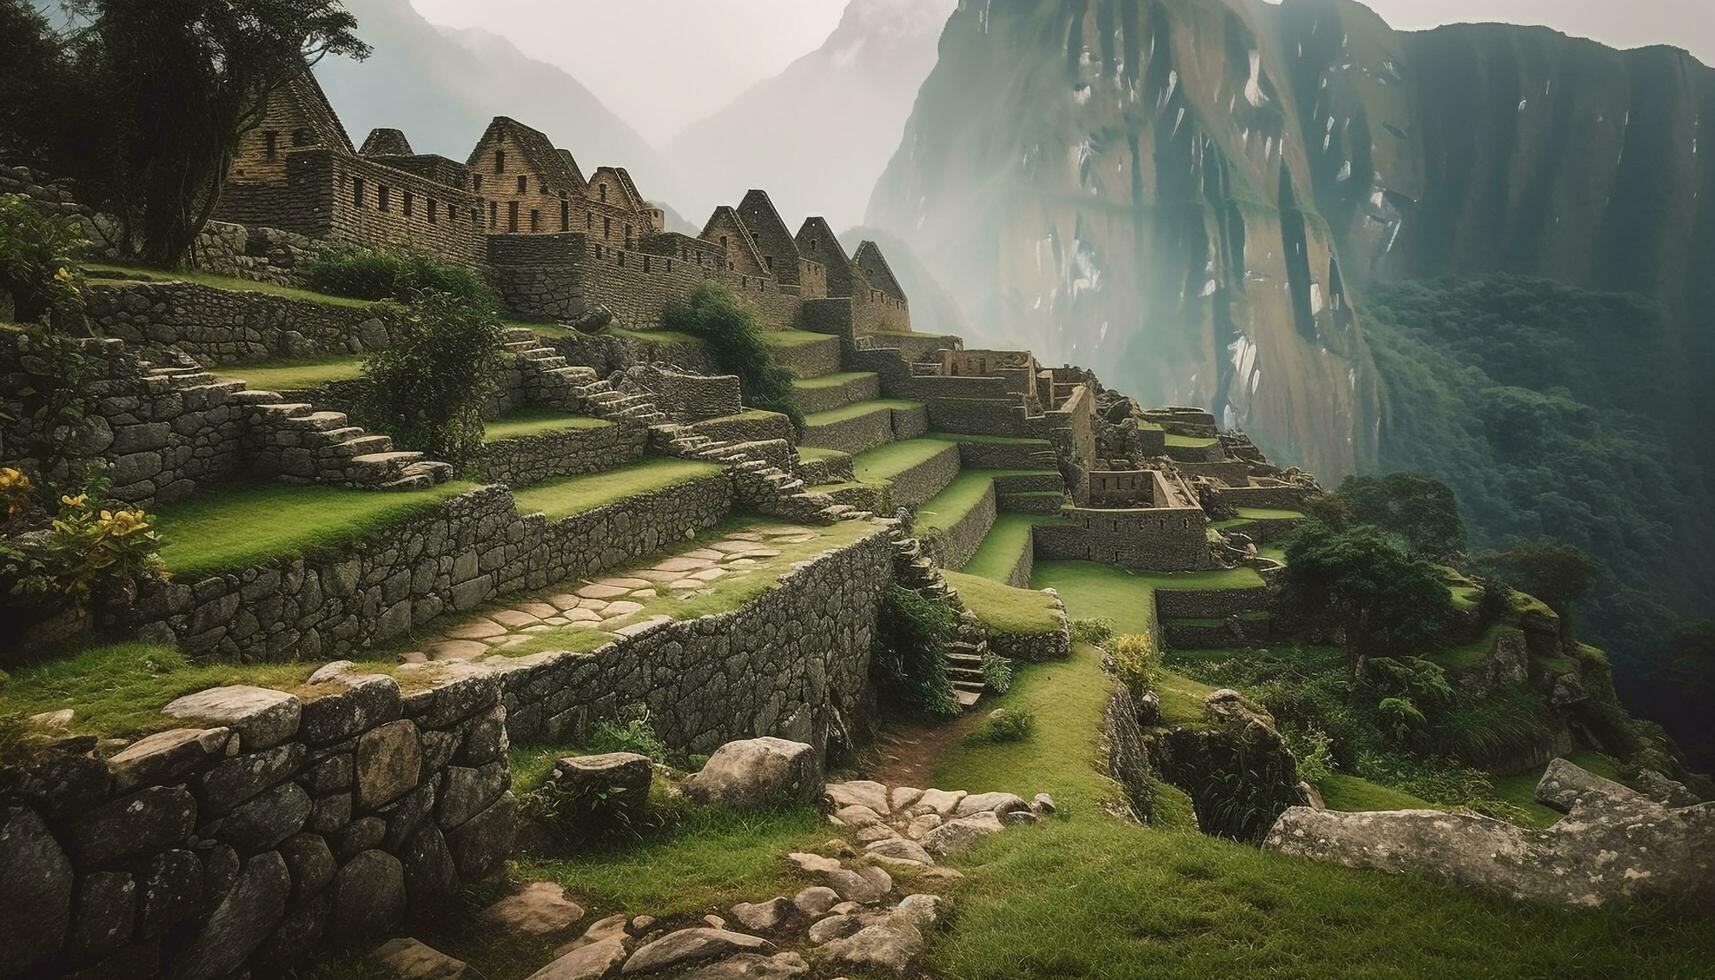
[0,194,87,325]
[664,284,798,424]
[355,291,505,467]
[874,586,960,718]
[586,705,669,763]
[2,324,99,498]
[1070,618,1116,645]
[1280,722,1336,785]
[301,244,494,305]
[966,706,1037,745]
[981,649,1014,694]
[1109,632,1157,704]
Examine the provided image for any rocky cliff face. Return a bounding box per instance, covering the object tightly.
[868,0,1714,478]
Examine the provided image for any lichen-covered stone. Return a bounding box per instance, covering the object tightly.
[683,738,821,809]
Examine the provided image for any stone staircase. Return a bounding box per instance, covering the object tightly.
[502,327,873,527]
[884,520,991,709]
[143,362,453,492]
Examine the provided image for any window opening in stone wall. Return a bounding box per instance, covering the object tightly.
[764,255,773,270]
[508,201,519,232]
[618,252,626,267]
[292,128,310,147]
[595,243,604,259]
[586,214,593,231]
[531,210,540,232]
[263,131,278,161]
[352,178,365,207]
[643,256,651,273]
[624,225,632,249]
[603,217,611,239]
[560,197,570,232]
[474,174,484,192]
[666,259,673,273]
[489,201,498,228]
[517,175,527,194]
[403,192,413,218]
[379,186,390,212]
[599,184,607,202]
[495,150,505,173]
[428,199,438,223]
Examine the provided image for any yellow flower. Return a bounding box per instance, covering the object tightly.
[61,493,88,508]
[106,510,151,536]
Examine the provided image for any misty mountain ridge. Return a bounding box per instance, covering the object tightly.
[665,0,956,231]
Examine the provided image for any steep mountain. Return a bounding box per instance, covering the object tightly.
[869,0,1715,483]
[314,0,685,206]
[665,0,956,231]
[868,0,1382,479]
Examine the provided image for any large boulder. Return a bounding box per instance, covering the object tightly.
[1265,760,1715,908]
[539,753,653,836]
[682,738,821,809]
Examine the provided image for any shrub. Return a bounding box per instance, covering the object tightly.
[1109,632,1157,703]
[355,291,505,467]
[1070,618,1116,645]
[3,324,99,498]
[3,488,165,615]
[981,650,1014,695]
[301,244,495,305]
[664,284,799,424]
[966,707,1036,745]
[0,194,87,325]
[1280,722,1336,785]
[874,586,960,718]
[585,704,669,763]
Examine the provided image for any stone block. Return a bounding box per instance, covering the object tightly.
[355,719,422,809]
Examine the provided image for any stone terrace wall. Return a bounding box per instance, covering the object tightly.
[124,476,735,661]
[1036,507,1215,572]
[1155,587,1270,620]
[87,281,390,366]
[618,364,742,423]
[923,482,997,570]
[0,668,515,980]
[541,331,721,378]
[1214,484,1315,511]
[469,422,646,488]
[488,234,803,331]
[494,526,896,756]
[0,336,245,508]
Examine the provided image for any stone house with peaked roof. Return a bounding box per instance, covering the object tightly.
[467,116,588,236]
[701,206,769,279]
[854,241,907,303]
[737,190,825,298]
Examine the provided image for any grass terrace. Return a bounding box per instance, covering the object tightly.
[512,458,724,520]
[1164,433,1219,449]
[153,480,480,579]
[964,513,1066,582]
[215,354,366,392]
[790,370,877,391]
[756,328,838,349]
[1317,773,1436,812]
[85,262,375,309]
[849,437,957,482]
[936,432,1051,446]
[802,398,923,428]
[1435,624,1517,672]
[483,409,612,443]
[520,321,707,347]
[943,570,1062,636]
[915,471,996,534]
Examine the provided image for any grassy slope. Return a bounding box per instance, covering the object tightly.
[1318,774,1435,812]
[483,410,610,442]
[850,438,958,483]
[86,263,374,308]
[916,471,996,533]
[803,399,923,427]
[756,329,839,349]
[791,370,877,390]
[915,581,1715,977]
[512,459,722,520]
[155,481,479,578]
[216,355,366,391]
[943,570,1060,636]
[964,513,1062,582]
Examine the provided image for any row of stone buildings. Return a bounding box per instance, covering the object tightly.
[215,73,911,333]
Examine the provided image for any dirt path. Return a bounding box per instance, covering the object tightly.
[860,711,985,788]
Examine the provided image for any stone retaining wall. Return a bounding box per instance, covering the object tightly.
[493,526,895,757]
[1154,587,1270,620]
[125,476,735,661]
[954,439,1050,470]
[542,331,721,378]
[690,411,797,447]
[618,364,741,423]
[87,281,387,366]
[0,667,515,980]
[924,482,996,571]
[1104,685,1157,823]
[771,337,843,380]
[1161,615,1273,649]
[803,407,895,457]
[1213,485,1314,511]
[792,373,880,416]
[1037,507,1215,572]
[984,590,1071,663]
[883,443,962,510]
[470,422,646,488]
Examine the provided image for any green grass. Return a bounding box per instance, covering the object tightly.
[1233,507,1305,520]
[482,409,610,443]
[1164,433,1219,449]
[1257,544,1288,564]
[943,570,1061,636]
[1491,751,1626,829]
[511,459,722,520]
[850,437,957,482]
[756,328,838,349]
[154,480,479,578]
[0,643,402,739]
[1031,560,1158,634]
[964,513,1063,582]
[795,447,848,463]
[1436,625,1518,672]
[916,471,996,534]
[933,432,1051,446]
[917,637,1715,979]
[802,398,923,427]
[791,370,877,390]
[215,355,365,391]
[85,262,375,309]
[1318,773,1435,812]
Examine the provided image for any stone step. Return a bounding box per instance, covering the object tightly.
[946,653,985,668]
[350,451,422,480]
[947,666,985,683]
[285,411,350,431]
[329,434,394,457]
[402,460,454,484]
[231,388,284,406]
[251,402,314,419]
[955,689,982,708]
[377,473,433,492]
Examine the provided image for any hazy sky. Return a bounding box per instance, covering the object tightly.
[411,0,1713,148]
[411,0,848,145]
